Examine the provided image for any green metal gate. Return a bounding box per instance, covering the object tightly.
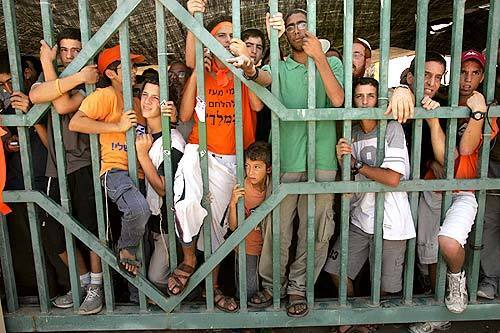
[1,0,500,331]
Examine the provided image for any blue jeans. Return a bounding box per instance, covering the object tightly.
[103,169,151,255]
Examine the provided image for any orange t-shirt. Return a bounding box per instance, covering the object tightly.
[188,72,256,155]
[243,178,266,256]
[423,118,498,189]
[455,117,498,181]
[79,87,145,175]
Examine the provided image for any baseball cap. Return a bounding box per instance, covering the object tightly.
[461,49,486,69]
[97,45,145,75]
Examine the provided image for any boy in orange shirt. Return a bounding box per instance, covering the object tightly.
[69,45,149,276]
[228,141,271,302]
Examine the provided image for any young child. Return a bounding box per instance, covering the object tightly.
[135,70,186,293]
[69,45,149,276]
[228,141,271,301]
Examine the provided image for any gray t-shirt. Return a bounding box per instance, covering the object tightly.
[32,76,91,177]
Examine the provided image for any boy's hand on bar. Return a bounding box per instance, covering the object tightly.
[266,12,285,39]
[385,87,414,123]
[187,0,207,15]
[117,110,137,132]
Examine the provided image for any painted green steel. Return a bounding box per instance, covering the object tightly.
[117,0,149,312]
[268,0,282,310]
[7,300,500,331]
[338,0,354,308]
[467,0,499,303]
[191,7,216,311]
[305,0,317,307]
[230,0,249,311]
[78,0,116,312]
[155,0,178,276]
[40,0,83,311]
[2,0,51,315]
[0,214,18,312]
[1,0,500,331]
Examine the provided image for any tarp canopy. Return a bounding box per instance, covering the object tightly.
[0,0,491,64]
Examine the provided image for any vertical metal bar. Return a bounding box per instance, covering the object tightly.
[155,0,178,277]
[0,214,19,312]
[40,0,82,311]
[339,0,354,307]
[467,0,499,302]
[305,0,317,308]
[268,0,281,310]
[435,0,464,302]
[117,0,147,311]
[2,0,51,313]
[78,0,115,312]
[193,9,214,311]
[371,0,391,306]
[231,0,248,311]
[405,0,428,304]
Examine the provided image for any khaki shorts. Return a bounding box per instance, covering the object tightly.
[324,224,407,293]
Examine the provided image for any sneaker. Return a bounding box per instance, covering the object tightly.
[52,286,87,309]
[408,321,451,333]
[78,284,103,315]
[445,271,468,313]
[477,279,496,300]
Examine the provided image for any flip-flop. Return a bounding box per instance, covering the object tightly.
[286,296,309,318]
[248,290,273,308]
[116,253,141,278]
[166,263,195,296]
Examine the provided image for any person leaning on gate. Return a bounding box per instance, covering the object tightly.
[324,78,415,333]
[68,44,150,280]
[409,50,499,333]
[134,70,186,294]
[27,28,108,315]
[164,0,264,313]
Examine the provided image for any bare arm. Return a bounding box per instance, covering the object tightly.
[179,72,197,122]
[249,91,264,112]
[314,55,344,107]
[426,118,448,166]
[357,164,401,188]
[68,110,137,134]
[33,124,48,148]
[228,184,245,231]
[459,91,487,156]
[186,31,197,70]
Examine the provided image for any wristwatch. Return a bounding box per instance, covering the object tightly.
[243,66,259,81]
[470,110,485,121]
[351,159,365,176]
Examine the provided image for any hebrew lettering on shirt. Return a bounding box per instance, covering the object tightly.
[111,142,127,151]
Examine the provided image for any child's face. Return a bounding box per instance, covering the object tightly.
[245,158,269,185]
[141,82,161,119]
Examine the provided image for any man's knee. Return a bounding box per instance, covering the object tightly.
[438,235,462,258]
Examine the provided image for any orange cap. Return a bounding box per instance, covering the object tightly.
[97,45,145,74]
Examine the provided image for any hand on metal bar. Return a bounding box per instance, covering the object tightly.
[266,12,285,39]
[384,86,415,123]
[187,0,207,15]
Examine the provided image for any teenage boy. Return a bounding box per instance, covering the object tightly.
[228,141,271,301]
[69,45,149,278]
[409,50,498,333]
[352,37,372,78]
[28,28,107,314]
[324,77,414,300]
[135,71,185,292]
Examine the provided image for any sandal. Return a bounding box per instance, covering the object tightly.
[248,290,273,308]
[286,295,309,318]
[330,325,376,333]
[214,288,239,313]
[167,263,195,296]
[117,251,142,278]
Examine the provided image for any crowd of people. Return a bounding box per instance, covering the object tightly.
[1,1,499,332]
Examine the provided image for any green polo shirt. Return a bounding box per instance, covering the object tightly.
[262,56,344,172]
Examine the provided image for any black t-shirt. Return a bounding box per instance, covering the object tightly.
[147,132,183,233]
[4,105,48,192]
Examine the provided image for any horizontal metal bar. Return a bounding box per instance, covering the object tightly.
[6,300,500,331]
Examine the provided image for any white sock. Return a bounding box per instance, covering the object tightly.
[90,272,103,285]
[80,272,91,287]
